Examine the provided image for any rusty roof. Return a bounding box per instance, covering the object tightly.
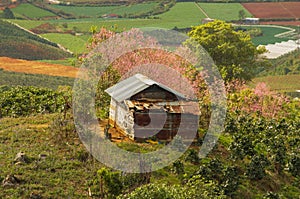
[123,100,199,115]
[105,74,186,103]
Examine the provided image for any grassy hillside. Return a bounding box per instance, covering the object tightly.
[0,107,299,198]
[0,20,71,60]
[0,114,102,198]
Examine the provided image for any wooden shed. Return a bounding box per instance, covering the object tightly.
[105,74,199,141]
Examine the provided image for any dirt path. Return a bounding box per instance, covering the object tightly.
[99,119,133,143]
[194,2,209,18]
[0,57,78,78]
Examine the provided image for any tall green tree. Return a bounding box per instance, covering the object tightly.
[238,10,246,21]
[3,7,15,19]
[187,20,266,82]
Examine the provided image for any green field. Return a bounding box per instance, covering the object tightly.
[51,2,158,18]
[198,3,252,21]
[41,33,90,54]
[249,26,291,45]
[156,2,205,28]
[12,3,57,19]
[8,20,45,29]
[56,0,158,5]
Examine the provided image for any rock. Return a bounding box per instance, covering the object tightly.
[2,174,20,187]
[38,154,47,160]
[30,192,43,199]
[14,152,29,164]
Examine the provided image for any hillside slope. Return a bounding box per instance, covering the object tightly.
[0,20,71,60]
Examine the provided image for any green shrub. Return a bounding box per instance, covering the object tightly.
[246,154,270,180]
[0,86,66,118]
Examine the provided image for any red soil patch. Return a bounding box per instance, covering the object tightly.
[242,2,300,19]
[0,57,78,78]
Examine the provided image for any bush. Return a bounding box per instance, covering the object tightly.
[246,154,270,180]
[288,154,300,177]
[172,160,184,175]
[0,86,66,118]
[49,111,76,144]
[2,7,14,19]
[185,148,200,164]
[118,177,226,199]
[98,168,123,198]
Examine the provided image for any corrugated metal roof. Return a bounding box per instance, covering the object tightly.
[105,73,186,102]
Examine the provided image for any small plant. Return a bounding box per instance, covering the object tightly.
[185,148,200,164]
[97,168,123,199]
[221,166,240,196]
[172,160,184,175]
[288,154,300,177]
[49,111,77,144]
[263,191,280,199]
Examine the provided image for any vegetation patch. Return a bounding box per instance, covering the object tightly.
[0,70,74,90]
